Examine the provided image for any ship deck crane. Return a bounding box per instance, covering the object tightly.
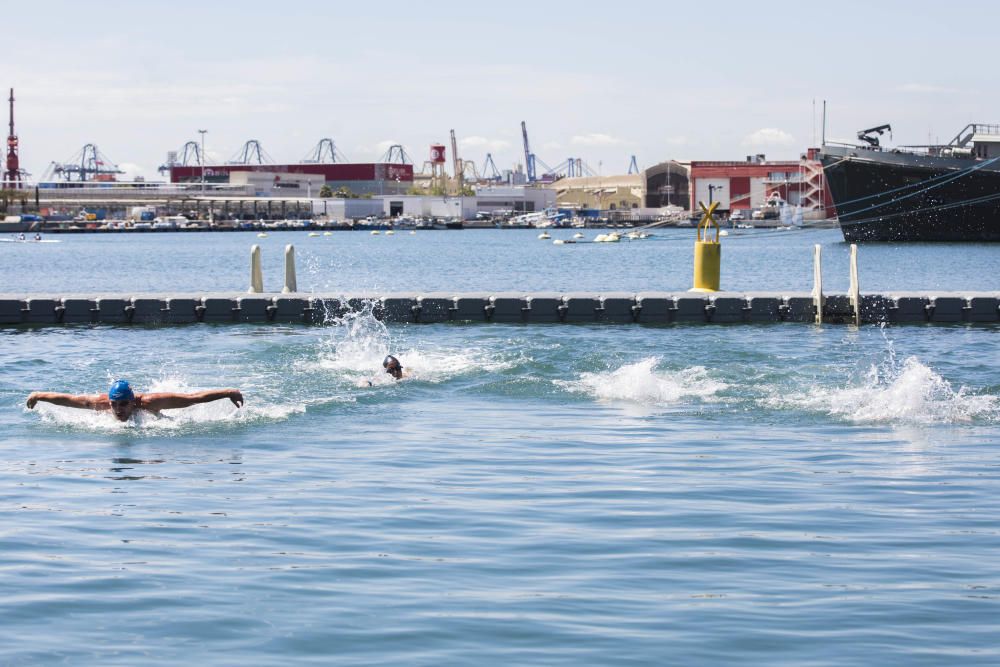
[857,124,892,148]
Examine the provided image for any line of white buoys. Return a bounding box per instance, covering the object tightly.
[594,232,621,243]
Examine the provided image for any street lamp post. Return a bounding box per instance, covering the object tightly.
[198,129,207,194]
[708,184,723,206]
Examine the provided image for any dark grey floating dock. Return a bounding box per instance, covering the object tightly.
[2,292,999,326]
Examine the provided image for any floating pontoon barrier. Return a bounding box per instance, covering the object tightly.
[1,292,998,326]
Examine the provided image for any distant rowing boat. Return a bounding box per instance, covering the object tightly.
[0,238,62,243]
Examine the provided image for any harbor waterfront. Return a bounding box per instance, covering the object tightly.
[3,227,1000,665]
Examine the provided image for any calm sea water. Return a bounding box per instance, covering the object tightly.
[1,229,999,665]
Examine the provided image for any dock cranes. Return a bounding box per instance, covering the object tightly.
[46,143,124,181]
[228,140,273,165]
[158,141,202,173]
[301,138,348,164]
[521,120,537,182]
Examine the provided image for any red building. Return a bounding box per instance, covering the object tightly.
[689,149,833,216]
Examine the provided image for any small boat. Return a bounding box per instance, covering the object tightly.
[257,232,268,238]
[538,232,551,240]
[370,230,381,236]
[385,230,395,236]
[323,231,333,236]
[573,232,584,238]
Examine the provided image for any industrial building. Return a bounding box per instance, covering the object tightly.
[551,161,691,213]
[382,186,556,219]
[168,162,413,196]
[688,151,832,215]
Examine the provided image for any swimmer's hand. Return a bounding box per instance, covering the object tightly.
[26,392,39,409]
[228,390,244,408]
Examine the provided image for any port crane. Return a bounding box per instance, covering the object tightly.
[158,140,202,173]
[3,88,25,188]
[521,120,537,182]
[228,140,273,165]
[480,153,502,181]
[302,138,348,163]
[46,143,124,181]
[857,124,892,148]
[627,155,640,174]
[379,144,413,164]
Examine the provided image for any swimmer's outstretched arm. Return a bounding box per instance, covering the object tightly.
[141,389,244,411]
[26,392,103,410]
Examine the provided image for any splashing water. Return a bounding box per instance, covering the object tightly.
[559,358,728,406]
[310,304,521,386]
[777,356,999,425]
[28,376,303,433]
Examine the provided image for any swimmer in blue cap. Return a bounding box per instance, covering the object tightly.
[27,380,244,422]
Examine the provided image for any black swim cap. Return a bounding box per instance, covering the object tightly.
[383,355,401,369]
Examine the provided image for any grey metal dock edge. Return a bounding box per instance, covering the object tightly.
[2,292,999,326]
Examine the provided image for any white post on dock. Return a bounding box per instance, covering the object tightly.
[812,244,823,325]
[249,244,263,293]
[283,244,297,293]
[848,243,860,326]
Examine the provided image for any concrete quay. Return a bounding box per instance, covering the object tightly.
[1,292,999,326]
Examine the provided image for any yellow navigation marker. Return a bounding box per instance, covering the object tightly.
[691,201,721,292]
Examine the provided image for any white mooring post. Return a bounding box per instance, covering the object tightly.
[812,244,824,325]
[848,243,860,326]
[283,244,297,293]
[249,245,263,293]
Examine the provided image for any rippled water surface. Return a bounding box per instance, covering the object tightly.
[2,231,1000,665]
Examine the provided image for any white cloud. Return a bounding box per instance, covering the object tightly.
[742,128,795,147]
[459,136,511,152]
[571,133,625,147]
[542,141,562,151]
[894,83,956,94]
[117,162,153,181]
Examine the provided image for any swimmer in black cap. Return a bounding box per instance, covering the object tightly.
[26,379,244,422]
[383,355,405,380]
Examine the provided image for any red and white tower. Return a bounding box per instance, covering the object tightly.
[3,88,21,189]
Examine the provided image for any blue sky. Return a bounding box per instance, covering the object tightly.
[7,0,997,180]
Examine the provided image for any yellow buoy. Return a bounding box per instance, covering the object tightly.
[692,201,721,292]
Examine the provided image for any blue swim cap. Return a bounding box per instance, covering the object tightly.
[108,380,135,402]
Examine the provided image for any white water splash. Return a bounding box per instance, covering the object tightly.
[311,304,518,385]
[776,356,998,425]
[28,376,304,432]
[559,358,727,405]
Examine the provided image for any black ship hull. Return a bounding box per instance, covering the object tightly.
[819,145,1000,242]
